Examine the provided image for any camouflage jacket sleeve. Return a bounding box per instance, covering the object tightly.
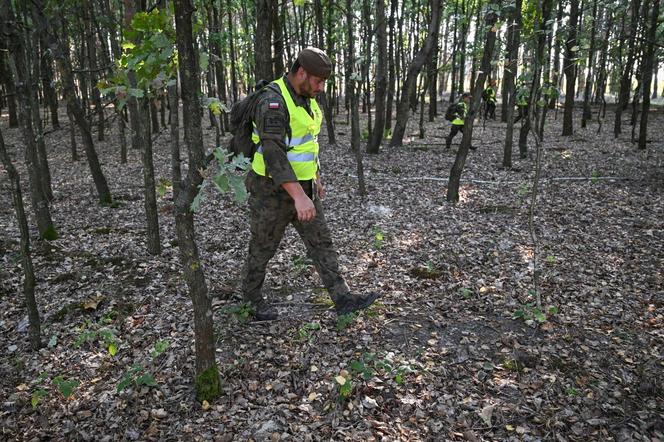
[254,90,297,186]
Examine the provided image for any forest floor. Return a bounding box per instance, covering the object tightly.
[1,103,663,441]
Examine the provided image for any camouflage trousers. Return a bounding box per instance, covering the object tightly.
[242,173,350,305]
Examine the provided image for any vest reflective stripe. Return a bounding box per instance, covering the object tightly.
[255,145,316,162]
[253,130,315,148]
[251,78,322,180]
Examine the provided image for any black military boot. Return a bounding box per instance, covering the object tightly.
[252,302,278,321]
[334,293,380,316]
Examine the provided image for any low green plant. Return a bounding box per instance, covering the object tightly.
[52,376,80,399]
[150,339,170,359]
[513,303,558,323]
[335,372,353,401]
[336,313,357,331]
[459,287,473,299]
[297,322,321,342]
[156,178,172,198]
[117,365,157,392]
[591,171,599,184]
[566,386,580,396]
[545,255,556,264]
[291,254,312,274]
[74,323,119,356]
[221,303,254,323]
[372,225,384,249]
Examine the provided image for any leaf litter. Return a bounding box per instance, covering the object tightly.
[0,107,663,440]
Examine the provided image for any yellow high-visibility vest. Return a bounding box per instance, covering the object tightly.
[452,102,467,126]
[251,77,322,181]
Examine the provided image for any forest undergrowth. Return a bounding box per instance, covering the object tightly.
[0,105,662,441]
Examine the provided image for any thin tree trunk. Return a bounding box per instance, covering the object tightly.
[503,0,521,168]
[385,0,397,132]
[0,128,41,350]
[173,0,221,401]
[66,101,79,161]
[346,0,366,197]
[227,0,238,101]
[272,0,285,77]
[38,38,60,129]
[367,0,387,154]
[638,0,660,150]
[314,0,336,145]
[562,0,580,136]
[581,0,598,128]
[390,0,442,147]
[255,0,273,82]
[0,54,20,128]
[447,0,500,203]
[550,1,564,110]
[169,84,181,201]
[123,0,161,255]
[85,5,105,141]
[3,2,58,240]
[614,0,642,137]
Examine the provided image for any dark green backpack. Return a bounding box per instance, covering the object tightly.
[228,80,282,160]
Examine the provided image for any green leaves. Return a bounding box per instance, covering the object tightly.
[191,147,251,212]
[52,376,80,399]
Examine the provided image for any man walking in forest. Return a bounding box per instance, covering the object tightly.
[445,92,472,150]
[482,79,497,120]
[242,47,379,321]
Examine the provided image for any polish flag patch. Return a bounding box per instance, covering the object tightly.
[269,102,280,109]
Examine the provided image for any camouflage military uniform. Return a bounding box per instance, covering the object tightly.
[242,76,351,306]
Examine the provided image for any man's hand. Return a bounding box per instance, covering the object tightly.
[293,195,316,222]
[282,181,316,222]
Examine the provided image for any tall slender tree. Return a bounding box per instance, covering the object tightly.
[367,0,387,154]
[173,0,221,402]
[447,0,500,203]
[562,0,580,136]
[389,0,442,147]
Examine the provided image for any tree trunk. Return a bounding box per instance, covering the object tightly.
[581,0,598,128]
[2,2,58,240]
[651,60,658,99]
[84,5,105,141]
[123,0,161,255]
[0,53,19,128]
[593,8,613,105]
[35,3,113,207]
[0,128,41,350]
[271,0,285,77]
[38,38,60,129]
[614,0,642,137]
[314,0,336,146]
[501,11,516,123]
[385,0,397,132]
[367,0,387,154]
[254,0,273,82]
[173,0,221,402]
[638,0,660,150]
[390,0,442,147]
[562,0,580,136]
[447,0,499,203]
[66,102,79,161]
[346,0,366,196]
[550,1,564,110]
[227,0,238,101]
[502,0,521,168]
